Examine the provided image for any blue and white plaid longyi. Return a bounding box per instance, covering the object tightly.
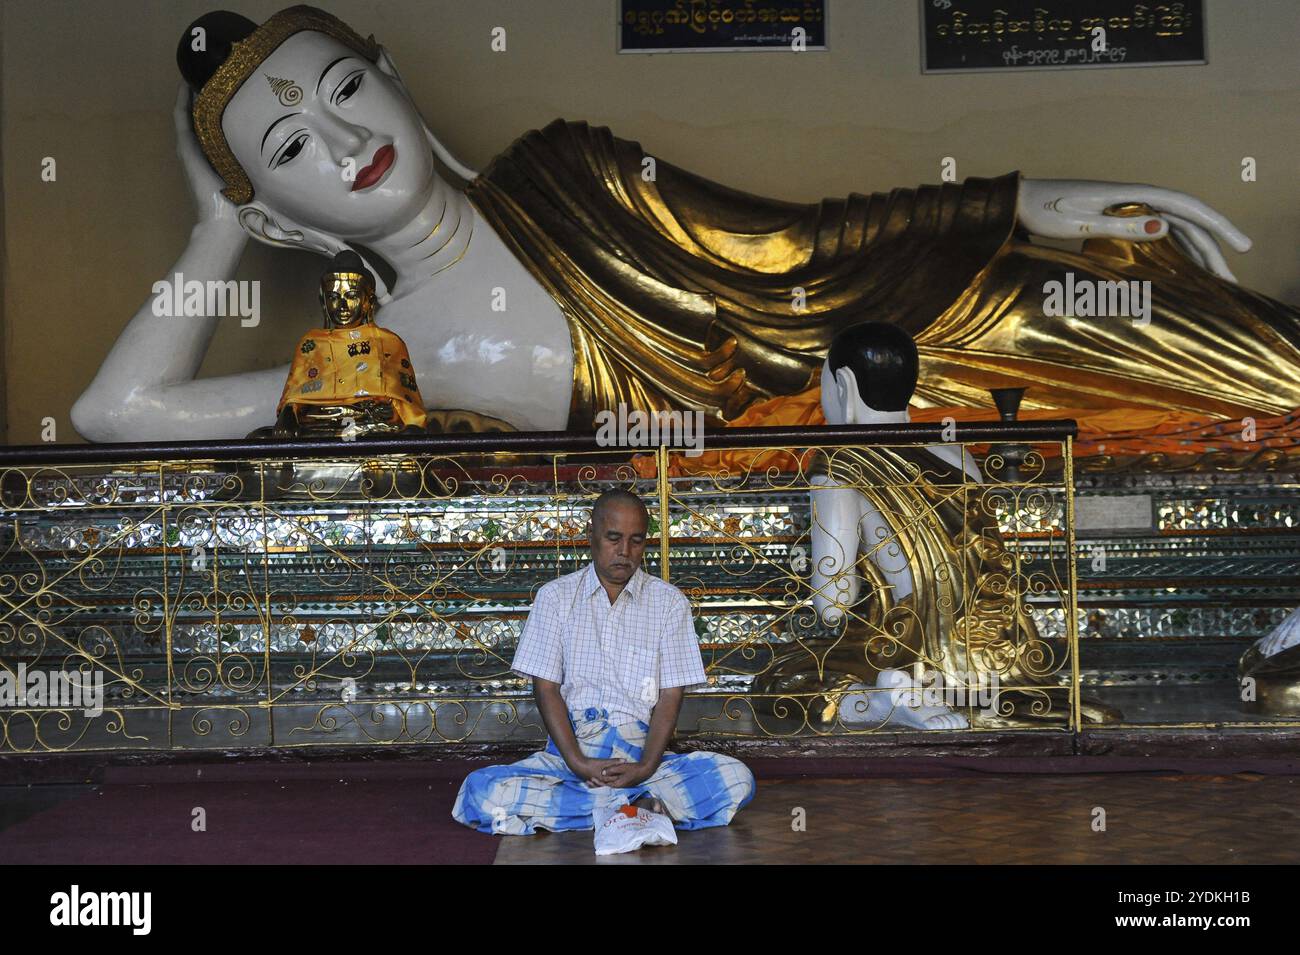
[452,708,755,835]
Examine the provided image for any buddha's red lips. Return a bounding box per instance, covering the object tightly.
[352,145,395,192]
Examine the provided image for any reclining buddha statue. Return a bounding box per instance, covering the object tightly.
[70,4,1300,442]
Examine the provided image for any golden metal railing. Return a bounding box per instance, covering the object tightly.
[0,423,1092,752]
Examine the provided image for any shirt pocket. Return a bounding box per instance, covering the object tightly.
[622,643,661,706]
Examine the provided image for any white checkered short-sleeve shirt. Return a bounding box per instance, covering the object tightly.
[511,564,708,727]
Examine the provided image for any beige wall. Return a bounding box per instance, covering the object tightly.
[2,0,1297,445]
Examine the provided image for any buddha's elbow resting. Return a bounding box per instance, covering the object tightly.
[70,389,118,442]
[71,388,159,443]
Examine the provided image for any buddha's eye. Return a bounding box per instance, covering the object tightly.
[334,71,364,105]
[273,132,308,168]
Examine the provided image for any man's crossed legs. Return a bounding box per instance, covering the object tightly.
[452,708,755,835]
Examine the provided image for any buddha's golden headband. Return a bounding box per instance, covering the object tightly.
[191,4,380,205]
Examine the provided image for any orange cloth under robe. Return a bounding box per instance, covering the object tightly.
[632,372,1300,479]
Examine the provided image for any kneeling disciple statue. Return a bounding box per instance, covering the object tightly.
[753,323,1120,729]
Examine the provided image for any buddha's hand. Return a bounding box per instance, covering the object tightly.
[1017,178,1251,283]
[174,84,243,235]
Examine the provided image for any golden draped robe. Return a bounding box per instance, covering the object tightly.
[751,446,1118,729]
[465,119,1300,429]
[278,324,429,430]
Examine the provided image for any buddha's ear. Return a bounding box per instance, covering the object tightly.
[237,203,342,257]
[374,45,408,89]
[374,44,424,118]
[238,203,304,248]
[834,367,859,425]
[238,204,395,303]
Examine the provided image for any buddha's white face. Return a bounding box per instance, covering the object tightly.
[222,32,435,239]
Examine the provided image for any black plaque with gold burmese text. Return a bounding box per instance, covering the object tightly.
[921,0,1205,73]
[620,0,827,52]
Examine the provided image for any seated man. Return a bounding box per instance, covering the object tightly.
[452,489,755,839]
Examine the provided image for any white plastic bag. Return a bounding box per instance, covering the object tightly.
[593,800,678,856]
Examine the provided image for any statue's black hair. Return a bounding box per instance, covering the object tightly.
[326,250,377,289]
[177,10,259,91]
[825,322,919,412]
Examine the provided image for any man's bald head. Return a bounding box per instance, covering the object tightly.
[590,489,649,534]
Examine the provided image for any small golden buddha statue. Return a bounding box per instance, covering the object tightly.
[271,251,429,438]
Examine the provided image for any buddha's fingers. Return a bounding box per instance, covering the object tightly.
[173,82,241,227]
[1164,213,1238,283]
[172,84,192,137]
[1095,186,1252,253]
[1165,221,1209,270]
[1082,213,1170,242]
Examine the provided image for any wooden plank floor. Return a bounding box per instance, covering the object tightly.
[494,773,1300,864]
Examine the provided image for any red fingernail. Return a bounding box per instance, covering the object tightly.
[1144,219,1162,235]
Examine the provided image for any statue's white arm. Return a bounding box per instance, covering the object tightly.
[70,87,290,442]
[810,479,916,628]
[1016,179,1252,284]
[809,478,862,628]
